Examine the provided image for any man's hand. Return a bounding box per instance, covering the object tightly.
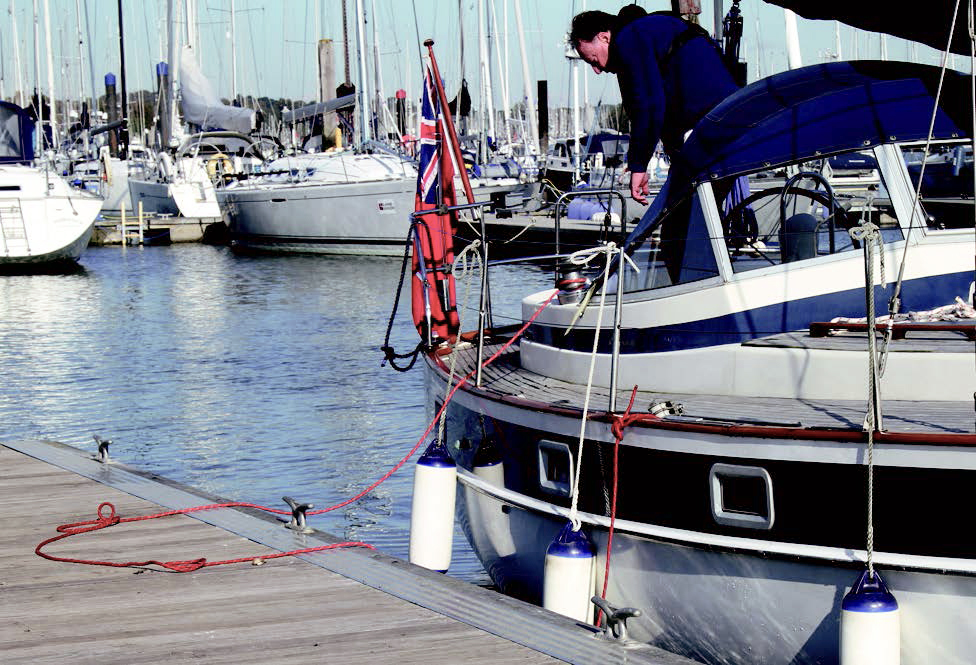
[630,171,650,204]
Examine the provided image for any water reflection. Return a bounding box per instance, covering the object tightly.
[0,244,551,583]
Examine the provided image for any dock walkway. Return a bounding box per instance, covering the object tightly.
[0,440,696,665]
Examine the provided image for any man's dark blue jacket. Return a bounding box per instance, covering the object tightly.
[606,13,739,173]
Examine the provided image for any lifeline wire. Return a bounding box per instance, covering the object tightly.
[885,0,963,346]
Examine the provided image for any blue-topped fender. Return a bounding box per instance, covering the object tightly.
[842,569,899,613]
[418,440,456,468]
[547,521,596,559]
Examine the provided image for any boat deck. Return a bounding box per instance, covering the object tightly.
[442,327,975,436]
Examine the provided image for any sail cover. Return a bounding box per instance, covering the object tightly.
[179,48,255,134]
[0,101,34,164]
[764,1,974,56]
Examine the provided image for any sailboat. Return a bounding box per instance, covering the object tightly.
[220,0,416,255]
[0,101,101,269]
[408,5,976,664]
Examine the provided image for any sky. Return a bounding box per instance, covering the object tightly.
[0,0,961,113]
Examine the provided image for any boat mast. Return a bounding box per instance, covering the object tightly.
[478,0,496,163]
[116,0,128,158]
[784,8,803,69]
[42,0,57,148]
[230,0,237,102]
[513,0,537,155]
[370,0,385,139]
[354,0,371,143]
[10,0,24,108]
[489,0,511,148]
[32,0,43,151]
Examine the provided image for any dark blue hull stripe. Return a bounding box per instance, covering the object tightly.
[526,271,973,353]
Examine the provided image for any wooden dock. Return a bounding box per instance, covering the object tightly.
[0,440,698,665]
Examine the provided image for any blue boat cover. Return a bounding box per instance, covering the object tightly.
[765,1,973,56]
[0,101,35,165]
[626,61,974,247]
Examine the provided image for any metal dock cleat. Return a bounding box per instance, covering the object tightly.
[92,435,112,463]
[591,596,642,643]
[282,496,314,534]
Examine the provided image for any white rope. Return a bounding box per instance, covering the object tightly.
[850,221,884,578]
[435,240,482,446]
[565,245,640,334]
[567,242,618,532]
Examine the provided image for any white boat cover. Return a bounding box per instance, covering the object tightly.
[179,47,255,135]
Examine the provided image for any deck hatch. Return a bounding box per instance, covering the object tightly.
[709,463,775,530]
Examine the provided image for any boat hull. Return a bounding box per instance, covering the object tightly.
[221,177,415,255]
[429,365,976,665]
[129,178,221,218]
[457,481,976,665]
[0,166,102,268]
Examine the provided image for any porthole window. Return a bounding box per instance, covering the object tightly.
[538,440,573,497]
[709,463,775,530]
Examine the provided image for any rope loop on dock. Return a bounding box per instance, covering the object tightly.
[35,500,376,573]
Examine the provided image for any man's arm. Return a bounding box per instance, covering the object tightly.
[614,31,666,204]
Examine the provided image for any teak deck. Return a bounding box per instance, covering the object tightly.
[0,440,695,665]
[444,330,974,436]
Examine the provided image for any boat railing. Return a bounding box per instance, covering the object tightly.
[552,188,629,258]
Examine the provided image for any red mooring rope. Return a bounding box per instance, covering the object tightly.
[596,386,641,624]
[36,291,559,572]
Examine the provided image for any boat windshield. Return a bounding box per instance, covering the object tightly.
[900,140,974,231]
[621,146,906,291]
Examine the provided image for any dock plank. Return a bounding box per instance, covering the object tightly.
[0,445,557,665]
[1,442,697,665]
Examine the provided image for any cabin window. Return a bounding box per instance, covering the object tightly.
[901,140,973,231]
[537,440,574,497]
[623,192,720,292]
[709,463,775,530]
[717,149,902,273]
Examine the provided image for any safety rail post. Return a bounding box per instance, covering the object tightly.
[475,205,489,387]
[608,243,625,413]
[552,187,629,280]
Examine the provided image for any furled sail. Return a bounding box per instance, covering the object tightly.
[764,1,973,56]
[179,47,255,134]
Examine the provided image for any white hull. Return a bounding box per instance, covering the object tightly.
[128,177,220,219]
[221,152,416,255]
[0,165,101,266]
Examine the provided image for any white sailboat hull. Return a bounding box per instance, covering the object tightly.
[221,152,417,255]
[0,165,101,266]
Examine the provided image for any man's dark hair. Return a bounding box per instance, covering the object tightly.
[617,3,648,28]
[569,10,616,45]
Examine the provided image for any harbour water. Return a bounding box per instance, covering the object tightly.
[0,243,552,584]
